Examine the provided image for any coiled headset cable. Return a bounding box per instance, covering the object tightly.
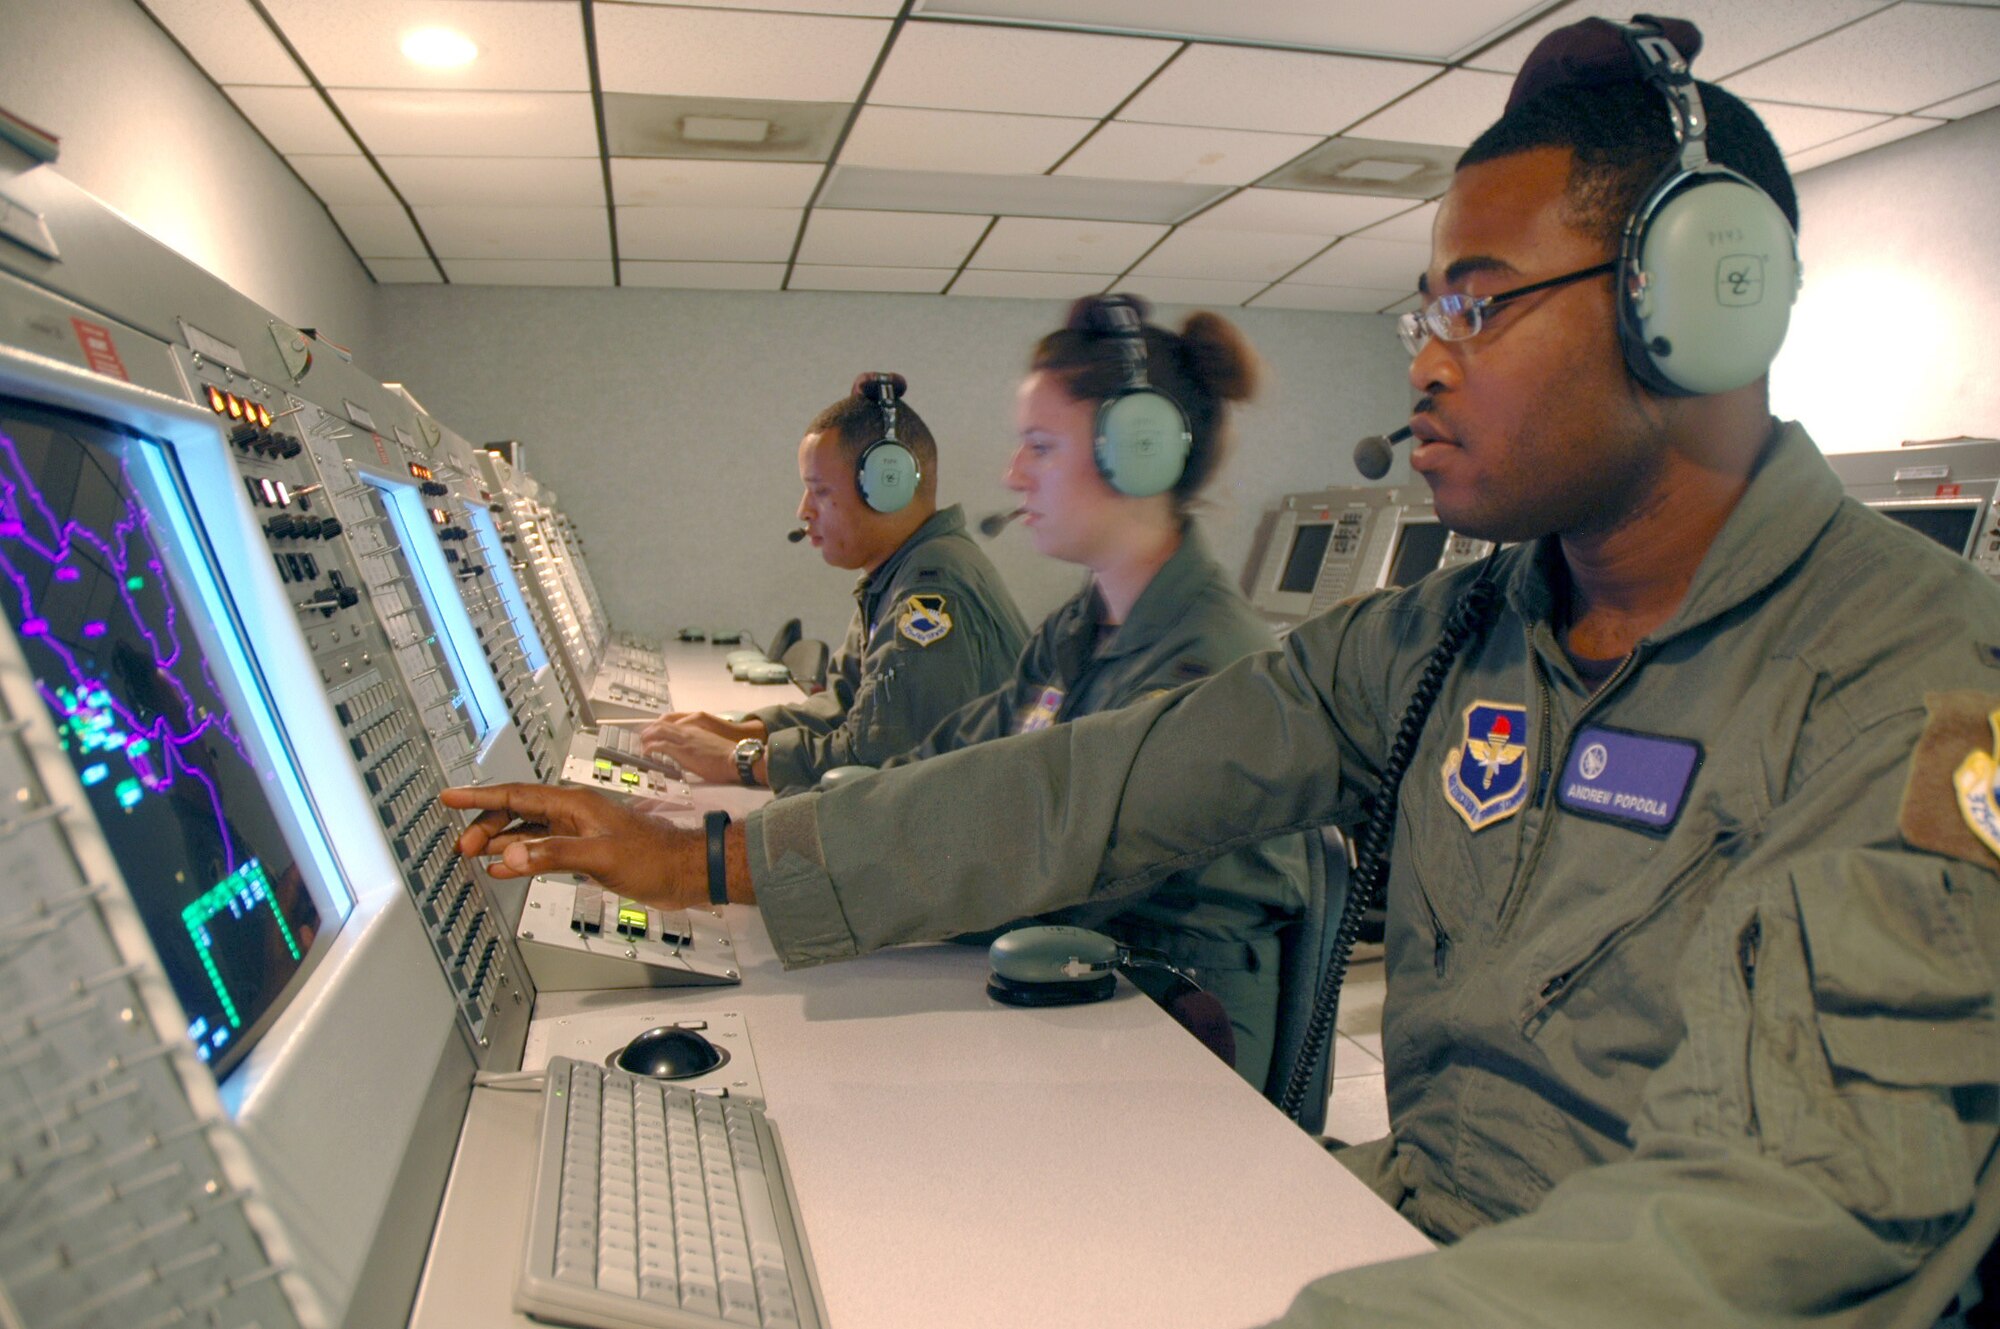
[1278,558,1505,1126]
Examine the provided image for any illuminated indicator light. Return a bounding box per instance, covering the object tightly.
[256,404,272,427]
[115,778,143,809]
[80,763,108,786]
[259,478,279,505]
[621,771,641,786]
[81,621,106,637]
[206,386,227,413]
[401,27,477,67]
[128,737,151,756]
[225,394,244,420]
[126,575,144,590]
[274,481,290,505]
[617,905,647,934]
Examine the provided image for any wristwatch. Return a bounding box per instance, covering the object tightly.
[732,737,766,787]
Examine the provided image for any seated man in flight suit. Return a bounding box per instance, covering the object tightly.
[450,16,2000,1326]
[641,373,1027,796]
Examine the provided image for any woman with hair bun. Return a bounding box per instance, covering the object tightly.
[884,293,1310,1087]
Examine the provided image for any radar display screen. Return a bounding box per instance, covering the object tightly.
[0,399,321,1078]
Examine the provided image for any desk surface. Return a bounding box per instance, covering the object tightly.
[409,637,1431,1329]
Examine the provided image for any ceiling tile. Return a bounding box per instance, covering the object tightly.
[1746,101,1892,156]
[820,166,1222,223]
[910,0,1553,63]
[1250,283,1405,313]
[287,155,399,207]
[1130,227,1328,282]
[612,160,823,208]
[1344,69,1513,148]
[329,203,428,258]
[1469,2,1895,81]
[441,259,614,286]
[224,86,356,154]
[331,89,599,157]
[413,205,612,259]
[616,0,901,13]
[838,106,1094,174]
[595,6,891,101]
[259,0,589,92]
[969,217,1167,273]
[364,257,443,283]
[870,22,1175,117]
[796,209,991,266]
[949,269,1112,299]
[789,265,955,292]
[1289,235,1429,292]
[623,262,787,290]
[1110,275,1265,306]
[1919,79,2000,118]
[1119,46,1433,135]
[1183,188,1409,237]
[380,156,606,206]
[1056,123,1325,186]
[1784,115,1947,172]
[1352,201,1437,244]
[142,0,307,85]
[618,207,804,261]
[1723,3,2000,113]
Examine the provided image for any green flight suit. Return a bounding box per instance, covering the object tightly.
[887,525,1310,1085]
[750,505,1027,796]
[747,424,2000,1325]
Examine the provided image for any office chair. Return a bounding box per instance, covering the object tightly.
[1264,827,1351,1138]
[781,637,830,694]
[765,617,802,667]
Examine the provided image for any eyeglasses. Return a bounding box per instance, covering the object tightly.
[1396,260,1619,357]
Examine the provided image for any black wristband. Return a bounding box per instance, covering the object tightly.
[704,809,731,906]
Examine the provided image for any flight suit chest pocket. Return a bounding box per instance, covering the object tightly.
[1514,821,1739,1041]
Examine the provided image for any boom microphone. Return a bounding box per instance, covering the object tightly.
[1353,426,1413,481]
[786,527,808,543]
[978,509,1024,538]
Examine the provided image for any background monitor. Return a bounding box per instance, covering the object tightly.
[1384,519,1452,589]
[1870,501,1981,556]
[0,395,344,1078]
[1277,523,1332,594]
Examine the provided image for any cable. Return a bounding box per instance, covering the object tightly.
[1278,558,1505,1125]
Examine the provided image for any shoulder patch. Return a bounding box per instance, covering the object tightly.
[1906,691,2000,870]
[897,592,953,647]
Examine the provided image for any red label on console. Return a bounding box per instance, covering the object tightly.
[1938,483,1963,498]
[71,318,129,381]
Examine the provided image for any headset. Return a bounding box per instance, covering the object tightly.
[1085,297,1192,498]
[850,372,922,514]
[1613,17,1801,397]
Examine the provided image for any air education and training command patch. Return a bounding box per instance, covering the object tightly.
[897,592,954,647]
[1443,700,1530,831]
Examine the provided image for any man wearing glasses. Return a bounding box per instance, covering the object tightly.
[451,15,2000,1324]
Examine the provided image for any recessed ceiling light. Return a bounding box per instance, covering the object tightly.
[682,116,770,145]
[401,28,478,69]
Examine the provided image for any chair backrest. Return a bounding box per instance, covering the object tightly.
[1263,827,1351,1137]
[766,617,802,666]
[781,637,830,694]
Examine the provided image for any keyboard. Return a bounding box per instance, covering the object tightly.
[594,723,683,778]
[518,1058,824,1329]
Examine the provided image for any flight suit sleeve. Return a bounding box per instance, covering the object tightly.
[759,570,1022,795]
[1260,699,2000,1328]
[744,596,1400,966]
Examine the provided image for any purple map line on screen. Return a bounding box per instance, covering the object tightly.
[0,428,255,868]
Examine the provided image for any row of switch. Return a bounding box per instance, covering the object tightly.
[266,513,343,541]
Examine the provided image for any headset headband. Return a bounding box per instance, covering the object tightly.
[1619,18,1709,173]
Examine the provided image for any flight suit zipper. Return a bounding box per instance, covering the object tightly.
[1494,642,1641,936]
[1517,827,1739,1035]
